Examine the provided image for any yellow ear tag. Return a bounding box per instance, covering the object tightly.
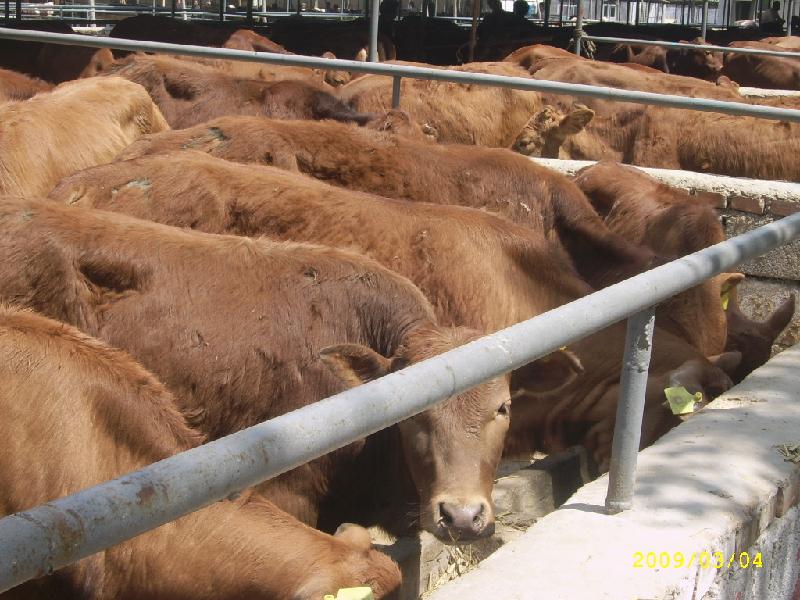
[324,588,374,600]
[721,291,730,311]
[664,387,702,415]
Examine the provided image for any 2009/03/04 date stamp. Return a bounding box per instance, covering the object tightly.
[633,551,763,570]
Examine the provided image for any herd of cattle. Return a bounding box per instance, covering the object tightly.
[0,15,798,600]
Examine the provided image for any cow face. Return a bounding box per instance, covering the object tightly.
[321,325,512,543]
[511,104,594,158]
[674,39,723,79]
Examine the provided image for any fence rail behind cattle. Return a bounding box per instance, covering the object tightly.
[2,25,800,594]
[578,34,800,59]
[2,27,800,122]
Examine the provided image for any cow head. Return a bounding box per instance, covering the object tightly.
[364,110,438,142]
[671,39,723,79]
[323,325,568,543]
[511,104,594,158]
[321,51,354,87]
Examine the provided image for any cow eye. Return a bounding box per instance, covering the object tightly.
[497,401,511,418]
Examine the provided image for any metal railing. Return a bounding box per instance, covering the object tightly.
[1,24,800,594]
[2,27,800,122]
[578,33,800,59]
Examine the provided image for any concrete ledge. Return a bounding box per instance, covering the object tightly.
[739,87,800,97]
[530,157,800,202]
[429,343,800,600]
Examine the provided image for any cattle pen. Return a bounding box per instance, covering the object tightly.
[2,26,800,598]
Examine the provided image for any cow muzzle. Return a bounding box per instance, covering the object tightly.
[433,499,495,543]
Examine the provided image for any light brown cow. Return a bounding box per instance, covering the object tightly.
[573,160,795,377]
[49,152,740,472]
[722,40,800,90]
[0,76,169,198]
[0,67,52,102]
[108,54,375,129]
[505,45,800,181]
[116,115,652,290]
[0,306,400,600]
[0,196,509,543]
[337,61,594,151]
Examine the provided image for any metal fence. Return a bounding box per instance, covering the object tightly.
[2,27,800,121]
[1,25,800,594]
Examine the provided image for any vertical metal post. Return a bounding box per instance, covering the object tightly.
[604,306,655,514]
[246,0,253,22]
[543,0,550,25]
[15,0,20,19]
[171,0,176,17]
[391,75,401,107]
[574,0,583,55]
[4,0,8,23]
[788,0,793,34]
[219,0,224,21]
[89,0,96,21]
[468,0,478,61]
[368,0,379,60]
[701,0,708,37]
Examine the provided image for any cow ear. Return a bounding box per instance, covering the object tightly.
[767,295,796,336]
[721,272,745,293]
[510,349,584,397]
[78,251,149,302]
[319,344,394,387]
[354,47,367,62]
[708,351,742,377]
[334,523,372,552]
[557,104,594,135]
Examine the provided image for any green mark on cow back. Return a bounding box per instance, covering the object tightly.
[181,127,228,150]
[125,178,151,190]
[19,210,33,222]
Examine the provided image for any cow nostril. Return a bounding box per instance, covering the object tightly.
[438,502,454,526]
[472,504,486,525]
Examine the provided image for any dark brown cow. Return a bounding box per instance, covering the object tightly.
[607,38,723,81]
[0,22,113,83]
[110,15,290,53]
[0,67,52,102]
[49,151,740,472]
[337,61,594,151]
[107,54,374,129]
[0,306,400,600]
[0,196,509,543]
[0,76,169,198]
[573,160,795,378]
[722,40,800,90]
[506,46,800,181]
[116,115,651,289]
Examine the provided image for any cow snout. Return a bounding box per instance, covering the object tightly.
[436,501,494,542]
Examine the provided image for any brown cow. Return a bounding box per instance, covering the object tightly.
[0,22,114,83]
[337,61,595,151]
[0,76,169,198]
[722,40,800,90]
[0,67,52,102]
[506,46,800,181]
[116,115,651,289]
[760,36,800,50]
[0,196,510,543]
[110,15,290,53]
[506,320,740,471]
[108,54,376,129]
[48,151,740,472]
[0,306,400,600]
[573,160,795,377]
[606,38,724,81]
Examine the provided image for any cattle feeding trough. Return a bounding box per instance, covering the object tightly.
[2,26,800,596]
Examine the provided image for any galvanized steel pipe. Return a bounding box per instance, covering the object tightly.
[1,212,800,593]
[368,0,379,61]
[1,28,800,122]
[605,307,656,513]
[391,75,401,107]
[700,0,708,39]
[584,34,800,58]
